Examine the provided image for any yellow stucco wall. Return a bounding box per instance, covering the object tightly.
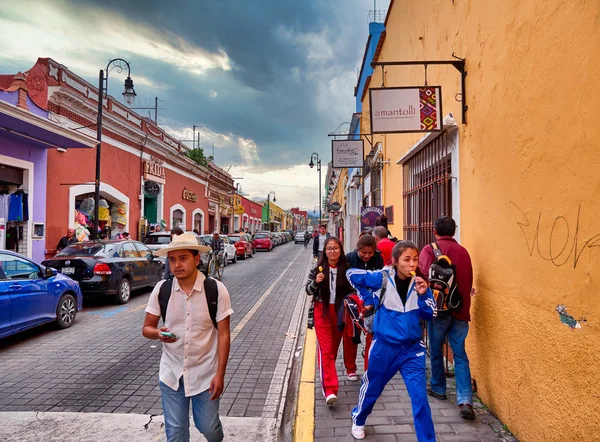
[366,0,600,440]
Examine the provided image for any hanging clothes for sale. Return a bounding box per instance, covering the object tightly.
[22,192,29,222]
[8,192,23,221]
[6,225,18,252]
[0,193,9,220]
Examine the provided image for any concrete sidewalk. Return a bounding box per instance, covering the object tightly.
[0,412,276,441]
[310,340,518,442]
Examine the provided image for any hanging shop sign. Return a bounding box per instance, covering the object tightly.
[360,206,384,232]
[370,86,442,134]
[143,159,166,184]
[182,189,197,202]
[330,202,341,212]
[144,180,160,197]
[235,206,245,215]
[331,140,364,168]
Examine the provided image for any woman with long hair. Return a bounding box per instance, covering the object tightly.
[305,237,353,406]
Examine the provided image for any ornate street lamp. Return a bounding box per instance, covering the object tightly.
[94,58,136,239]
[308,152,321,227]
[267,191,276,231]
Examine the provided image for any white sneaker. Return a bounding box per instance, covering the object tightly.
[325,394,337,407]
[347,372,359,381]
[351,423,365,439]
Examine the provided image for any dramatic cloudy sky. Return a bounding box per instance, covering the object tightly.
[0,0,390,211]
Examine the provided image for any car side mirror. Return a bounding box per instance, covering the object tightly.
[45,267,58,278]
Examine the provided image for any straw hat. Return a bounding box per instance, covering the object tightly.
[154,232,211,256]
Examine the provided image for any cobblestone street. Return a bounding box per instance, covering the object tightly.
[0,243,313,440]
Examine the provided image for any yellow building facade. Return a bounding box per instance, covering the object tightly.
[360,0,600,440]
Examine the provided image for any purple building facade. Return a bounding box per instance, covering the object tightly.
[0,77,96,262]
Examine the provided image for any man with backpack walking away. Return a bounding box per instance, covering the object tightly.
[418,216,475,420]
[142,233,233,442]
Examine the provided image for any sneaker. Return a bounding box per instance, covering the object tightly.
[351,423,365,439]
[347,372,359,381]
[427,386,447,400]
[325,394,337,407]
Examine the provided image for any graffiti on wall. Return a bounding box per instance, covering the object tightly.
[510,201,600,269]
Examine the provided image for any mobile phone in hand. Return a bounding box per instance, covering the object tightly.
[159,331,177,339]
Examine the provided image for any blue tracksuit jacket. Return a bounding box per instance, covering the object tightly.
[346,267,435,346]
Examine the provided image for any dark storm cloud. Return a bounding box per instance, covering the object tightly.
[65,0,387,168]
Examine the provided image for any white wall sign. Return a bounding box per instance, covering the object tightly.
[331,139,364,168]
[370,86,443,134]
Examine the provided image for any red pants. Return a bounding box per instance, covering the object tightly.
[314,302,343,397]
[343,331,373,373]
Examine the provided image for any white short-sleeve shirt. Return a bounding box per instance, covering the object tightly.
[146,271,233,397]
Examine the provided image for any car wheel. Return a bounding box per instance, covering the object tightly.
[56,293,77,329]
[115,278,131,304]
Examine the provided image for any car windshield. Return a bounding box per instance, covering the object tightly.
[255,234,268,239]
[57,243,117,257]
[144,235,171,244]
[228,236,241,243]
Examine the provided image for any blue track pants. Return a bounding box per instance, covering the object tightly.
[352,339,435,442]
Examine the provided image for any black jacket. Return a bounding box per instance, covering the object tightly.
[312,233,331,256]
[345,249,385,271]
[56,235,77,251]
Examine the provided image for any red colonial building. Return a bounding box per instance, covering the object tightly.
[4,58,235,256]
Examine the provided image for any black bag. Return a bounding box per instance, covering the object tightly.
[428,242,461,316]
[158,277,219,328]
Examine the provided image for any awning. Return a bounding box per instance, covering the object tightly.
[0,99,97,149]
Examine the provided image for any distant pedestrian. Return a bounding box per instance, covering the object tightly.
[373,226,395,266]
[142,233,233,442]
[122,232,130,240]
[418,216,475,420]
[193,228,199,235]
[56,228,77,252]
[303,231,311,248]
[347,241,436,441]
[343,234,384,378]
[164,227,184,279]
[149,225,156,234]
[305,237,353,407]
[312,225,330,260]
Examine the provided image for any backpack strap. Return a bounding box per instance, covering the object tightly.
[204,276,219,329]
[157,276,219,329]
[431,242,443,259]
[158,279,174,324]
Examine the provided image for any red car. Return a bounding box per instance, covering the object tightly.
[253,232,273,252]
[228,234,254,259]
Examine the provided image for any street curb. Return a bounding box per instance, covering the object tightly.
[277,251,315,442]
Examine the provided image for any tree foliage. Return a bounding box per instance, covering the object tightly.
[186,147,209,167]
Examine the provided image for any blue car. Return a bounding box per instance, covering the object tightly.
[0,250,83,339]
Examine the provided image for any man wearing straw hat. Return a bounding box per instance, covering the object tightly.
[142,233,233,442]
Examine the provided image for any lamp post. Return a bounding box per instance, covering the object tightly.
[267,191,276,231]
[94,58,136,239]
[308,153,321,228]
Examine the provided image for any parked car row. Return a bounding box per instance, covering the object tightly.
[0,229,297,339]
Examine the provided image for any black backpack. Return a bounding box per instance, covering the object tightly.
[428,242,461,316]
[158,277,219,328]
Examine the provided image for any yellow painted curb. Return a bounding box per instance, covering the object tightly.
[294,327,316,442]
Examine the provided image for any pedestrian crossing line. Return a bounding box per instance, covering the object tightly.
[230,247,305,343]
[294,327,316,442]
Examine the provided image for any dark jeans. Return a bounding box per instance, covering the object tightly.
[428,315,473,405]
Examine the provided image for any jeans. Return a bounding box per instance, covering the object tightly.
[160,379,224,442]
[428,315,473,406]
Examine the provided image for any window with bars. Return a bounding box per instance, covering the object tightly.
[402,131,453,250]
